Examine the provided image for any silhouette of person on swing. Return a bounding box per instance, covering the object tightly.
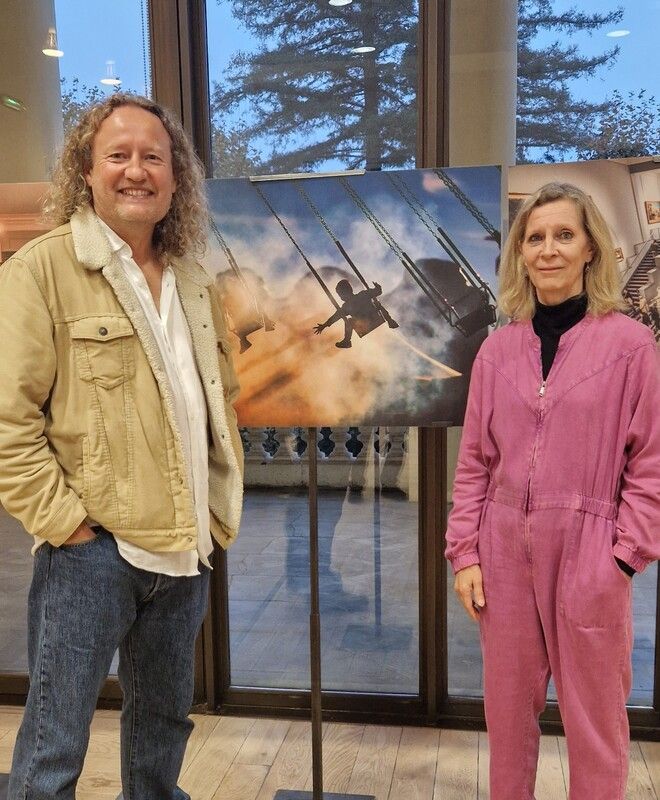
[313,279,398,348]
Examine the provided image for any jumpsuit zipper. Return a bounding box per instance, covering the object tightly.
[523,369,547,559]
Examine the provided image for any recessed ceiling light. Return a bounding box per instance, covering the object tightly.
[329,0,352,5]
[100,60,122,86]
[42,27,63,57]
[606,29,631,37]
[351,45,376,54]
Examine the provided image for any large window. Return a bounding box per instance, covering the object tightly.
[516,0,659,163]
[206,0,419,177]
[0,0,151,684]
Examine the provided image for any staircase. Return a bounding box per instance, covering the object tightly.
[622,241,660,341]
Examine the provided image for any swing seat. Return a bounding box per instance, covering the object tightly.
[233,315,266,352]
[352,307,387,337]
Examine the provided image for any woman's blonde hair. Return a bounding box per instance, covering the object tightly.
[44,93,208,257]
[499,181,624,320]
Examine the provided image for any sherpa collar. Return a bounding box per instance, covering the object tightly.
[69,204,213,288]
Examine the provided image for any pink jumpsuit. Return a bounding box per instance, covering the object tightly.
[445,312,659,799]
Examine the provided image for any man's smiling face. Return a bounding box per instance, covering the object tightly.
[85,104,177,242]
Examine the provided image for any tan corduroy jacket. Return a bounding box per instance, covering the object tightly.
[0,206,243,551]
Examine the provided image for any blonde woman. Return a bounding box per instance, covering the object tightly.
[446,182,659,799]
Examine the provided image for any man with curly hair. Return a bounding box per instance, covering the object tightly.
[0,94,244,799]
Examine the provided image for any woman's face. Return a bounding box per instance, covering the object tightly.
[520,199,594,306]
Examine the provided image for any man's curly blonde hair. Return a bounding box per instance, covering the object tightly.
[44,93,208,257]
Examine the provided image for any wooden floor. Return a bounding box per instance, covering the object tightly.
[1,706,659,799]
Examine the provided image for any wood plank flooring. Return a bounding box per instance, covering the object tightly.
[1,706,659,799]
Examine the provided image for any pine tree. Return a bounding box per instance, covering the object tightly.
[516,0,623,162]
[575,90,660,160]
[60,78,106,136]
[211,0,418,173]
[212,0,635,170]
[211,117,263,176]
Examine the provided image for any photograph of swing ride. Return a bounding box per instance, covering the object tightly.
[204,166,501,426]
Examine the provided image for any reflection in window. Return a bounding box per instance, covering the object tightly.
[229,426,419,693]
[0,0,151,184]
[517,0,659,163]
[55,0,152,135]
[207,0,419,176]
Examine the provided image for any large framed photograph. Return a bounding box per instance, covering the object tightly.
[644,200,660,224]
[205,167,501,427]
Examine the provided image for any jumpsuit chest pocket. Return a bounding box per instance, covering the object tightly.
[70,315,136,389]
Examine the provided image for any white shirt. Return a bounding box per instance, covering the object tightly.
[32,219,213,577]
[100,220,213,576]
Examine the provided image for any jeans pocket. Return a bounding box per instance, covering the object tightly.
[59,532,100,549]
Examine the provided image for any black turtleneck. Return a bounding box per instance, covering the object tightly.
[532,293,588,380]
[531,293,635,578]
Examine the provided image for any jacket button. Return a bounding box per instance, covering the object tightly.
[211,379,216,385]
[203,324,208,328]
[99,327,108,336]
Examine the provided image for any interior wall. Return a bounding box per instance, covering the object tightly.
[509,160,644,267]
[447,0,518,168]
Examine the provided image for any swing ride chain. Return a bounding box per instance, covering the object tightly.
[388,173,496,305]
[338,178,408,264]
[294,183,339,245]
[209,216,243,280]
[251,182,342,311]
[434,168,501,245]
[294,182,371,290]
[208,215,268,322]
[338,178,466,331]
[387,173,438,241]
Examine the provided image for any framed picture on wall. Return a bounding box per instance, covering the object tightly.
[645,201,660,224]
[614,247,624,262]
[509,193,529,228]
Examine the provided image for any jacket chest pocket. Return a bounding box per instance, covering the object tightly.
[70,315,136,389]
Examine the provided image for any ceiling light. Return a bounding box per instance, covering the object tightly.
[606,29,631,37]
[100,60,122,86]
[329,0,353,5]
[351,45,376,54]
[42,27,63,57]
[1,94,26,112]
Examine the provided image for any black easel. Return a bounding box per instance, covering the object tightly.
[0,772,8,797]
[273,428,375,800]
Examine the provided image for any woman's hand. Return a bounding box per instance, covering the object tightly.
[454,564,486,622]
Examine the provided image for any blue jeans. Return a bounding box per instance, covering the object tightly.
[8,529,210,800]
